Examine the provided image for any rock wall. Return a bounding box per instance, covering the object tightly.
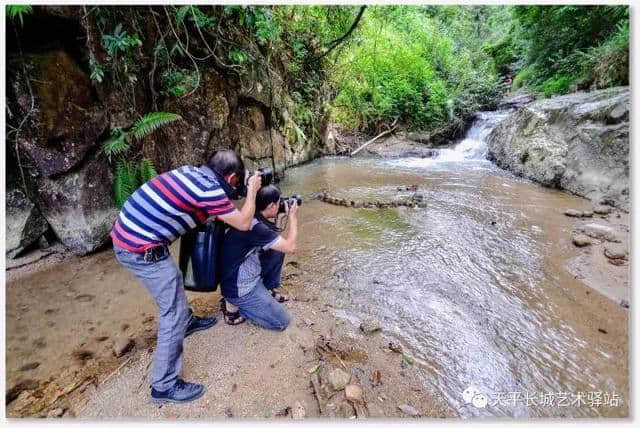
[487,87,629,210]
[5,6,331,256]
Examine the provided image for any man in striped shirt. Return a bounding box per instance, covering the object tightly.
[112,149,261,404]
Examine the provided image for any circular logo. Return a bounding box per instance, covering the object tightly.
[462,386,488,408]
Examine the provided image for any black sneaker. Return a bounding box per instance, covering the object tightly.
[151,379,205,404]
[184,314,217,338]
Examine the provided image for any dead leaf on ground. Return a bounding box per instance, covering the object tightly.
[371,370,382,387]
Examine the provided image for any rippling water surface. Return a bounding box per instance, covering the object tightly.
[278,113,628,417]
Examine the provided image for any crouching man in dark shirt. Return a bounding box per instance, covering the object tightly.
[219,185,298,330]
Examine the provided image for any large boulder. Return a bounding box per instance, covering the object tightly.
[5,186,50,258]
[11,50,108,177]
[35,155,117,254]
[487,87,629,210]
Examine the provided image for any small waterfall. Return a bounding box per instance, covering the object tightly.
[434,110,512,162]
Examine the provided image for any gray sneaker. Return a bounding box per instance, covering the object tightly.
[151,379,205,404]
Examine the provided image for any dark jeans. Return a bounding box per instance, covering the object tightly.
[260,249,285,290]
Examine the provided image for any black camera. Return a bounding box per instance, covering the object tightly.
[250,167,274,187]
[235,167,274,197]
[279,195,302,214]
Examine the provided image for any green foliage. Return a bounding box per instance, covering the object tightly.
[161,68,198,97]
[129,112,182,139]
[113,161,138,209]
[102,112,181,208]
[228,49,249,65]
[89,59,104,83]
[102,135,128,162]
[6,5,32,26]
[512,65,535,89]
[224,6,279,44]
[102,23,142,56]
[138,158,158,183]
[488,5,628,96]
[330,6,502,131]
[539,75,576,97]
[176,5,216,30]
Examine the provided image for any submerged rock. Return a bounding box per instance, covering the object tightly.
[593,205,613,215]
[581,223,620,242]
[564,209,583,217]
[603,243,627,260]
[572,234,592,247]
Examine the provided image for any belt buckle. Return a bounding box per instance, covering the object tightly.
[144,249,153,262]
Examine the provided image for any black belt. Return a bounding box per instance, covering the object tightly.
[143,245,169,262]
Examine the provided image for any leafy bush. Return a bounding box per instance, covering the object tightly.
[539,75,576,97]
[102,112,182,208]
[512,65,536,89]
[330,6,502,131]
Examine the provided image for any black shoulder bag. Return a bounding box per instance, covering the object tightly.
[179,219,227,292]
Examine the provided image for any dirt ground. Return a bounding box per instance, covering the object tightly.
[5,245,453,419]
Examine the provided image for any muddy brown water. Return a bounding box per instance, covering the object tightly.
[5,113,628,418]
[277,155,628,417]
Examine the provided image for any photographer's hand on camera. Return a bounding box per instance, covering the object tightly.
[247,171,261,197]
[218,171,262,231]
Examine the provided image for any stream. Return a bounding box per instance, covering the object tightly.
[277,111,628,417]
[5,111,628,418]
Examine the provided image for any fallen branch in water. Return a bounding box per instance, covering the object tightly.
[350,118,398,156]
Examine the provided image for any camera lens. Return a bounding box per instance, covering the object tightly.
[258,167,274,186]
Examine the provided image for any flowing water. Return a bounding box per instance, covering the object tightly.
[5,111,628,418]
[278,111,628,417]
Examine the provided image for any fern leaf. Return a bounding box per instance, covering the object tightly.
[7,5,32,26]
[138,158,158,183]
[113,161,139,208]
[102,136,129,161]
[129,112,182,140]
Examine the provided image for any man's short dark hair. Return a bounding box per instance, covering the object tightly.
[257,185,281,211]
[207,149,245,178]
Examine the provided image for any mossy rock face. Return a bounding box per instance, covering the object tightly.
[487,86,629,210]
[15,50,107,177]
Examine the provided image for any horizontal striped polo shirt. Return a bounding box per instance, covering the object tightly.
[110,165,236,252]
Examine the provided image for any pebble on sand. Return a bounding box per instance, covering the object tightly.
[328,368,351,391]
[359,319,382,334]
[398,403,420,417]
[345,384,364,402]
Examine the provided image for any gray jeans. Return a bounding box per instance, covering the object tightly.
[114,245,190,391]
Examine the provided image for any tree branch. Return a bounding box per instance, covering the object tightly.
[307,6,366,65]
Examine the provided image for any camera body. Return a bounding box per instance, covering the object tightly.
[251,167,274,187]
[279,195,302,214]
[235,167,274,197]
